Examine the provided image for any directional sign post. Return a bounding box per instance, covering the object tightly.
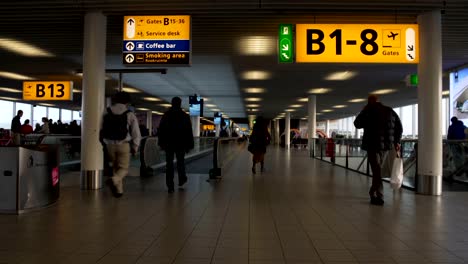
[23,81,73,101]
[123,15,191,65]
[295,24,419,63]
[279,24,294,63]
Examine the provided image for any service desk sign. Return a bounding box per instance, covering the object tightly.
[123,15,191,65]
[296,24,419,63]
[23,81,73,101]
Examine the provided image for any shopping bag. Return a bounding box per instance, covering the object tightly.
[390,154,404,189]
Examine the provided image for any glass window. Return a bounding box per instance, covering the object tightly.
[0,100,14,129]
[415,104,418,137]
[401,105,413,137]
[442,98,449,137]
[61,109,72,124]
[33,106,47,128]
[15,102,32,125]
[48,107,60,123]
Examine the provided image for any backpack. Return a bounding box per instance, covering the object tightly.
[102,107,130,140]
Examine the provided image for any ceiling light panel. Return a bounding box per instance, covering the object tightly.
[0,37,54,57]
[309,88,332,94]
[244,87,266,93]
[245,97,262,102]
[246,104,260,108]
[238,36,275,56]
[0,71,34,80]
[121,87,141,93]
[442,90,449,96]
[160,104,172,107]
[242,71,271,80]
[152,111,163,115]
[136,108,149,111]
[322,109,333,113]
[333,105,347,108]
[285,109,296,112]
[289,104,303,108]
[0,96,19,101]
[348,98,366,103]
[324,71,357,81]
[372,89,397,95]
[143,97,160,102]
[298,98,308,102]
[206,104,217,108]
[0,87,21,93]
[73,89,81,93]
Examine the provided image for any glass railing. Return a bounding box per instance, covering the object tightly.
[314,138,468,189]
[209,137,247,179]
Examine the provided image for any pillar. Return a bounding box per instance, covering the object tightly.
[308,95,316,156]
[275,119,280,145]
[81,11,107,190]
[146,110,153,136]
[325,120,330,138]
[417,10,442,195]
[191,115,200,137]
[285,112,291,149]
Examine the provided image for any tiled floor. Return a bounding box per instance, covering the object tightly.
[2,146,468,264]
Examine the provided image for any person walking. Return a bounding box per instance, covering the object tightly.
[249,117,271,174]
[354,95,402,206]
[10,110,23,145]
[102,92,141,198]
[158,97,194,193]
[447,116,466,178]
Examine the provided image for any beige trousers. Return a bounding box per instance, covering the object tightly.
[106,143,130,193]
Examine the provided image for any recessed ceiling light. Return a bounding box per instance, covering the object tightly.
[285,109,296,112]
[121,87,140,93]
[212,108,221,111]
[0,87,21,93]
[152,111,164,115]
[246,104,260,107]
[322,109,333,113]
[244,87,266,93]
[206,104,217,107]
[289,104,303,108]
[372,89,397,95]
[72,89,81,93]
[248,109,259,112]
[40,103,55,107]
[325,71,357,81]
[0,96,19,101]
[143,97,160,102]
[316,113,323,115]
[0,37,54,57]
[333,105,347,109]
[242,71,271,80]
[160,104,172,107]
[136,107,149,111]
[238,36,275,56]
[0,71,34,80]
[301,118,308,120]
[442,90,449,96]
[298,98,308,102]
[309,88,332,94]
[348,98,366,103]
[245,97,262,102]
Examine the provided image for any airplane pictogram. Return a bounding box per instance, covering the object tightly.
[387,31,399,40]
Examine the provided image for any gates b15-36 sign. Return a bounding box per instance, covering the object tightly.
[295,24,419,63]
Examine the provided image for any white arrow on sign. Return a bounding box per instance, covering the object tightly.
[282,53,290,60]
[282,44,289,51]
[126,18,135,39]
[125,54,135,63]
[126,42,135,51]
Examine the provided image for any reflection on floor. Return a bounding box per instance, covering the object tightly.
[1,146,468,264]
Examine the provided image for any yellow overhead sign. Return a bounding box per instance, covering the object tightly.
[296,24,419,63]
[124,15,190,41]
[23,81,73,101]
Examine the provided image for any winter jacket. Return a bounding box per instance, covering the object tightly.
[354,102,403,151]
[158,107,194,152]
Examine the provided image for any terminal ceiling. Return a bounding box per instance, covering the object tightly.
[0,0,467,121]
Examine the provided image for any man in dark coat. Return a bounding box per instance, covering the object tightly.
[354,95,403,205]
[158,97,194,193]
[11,110,23,145]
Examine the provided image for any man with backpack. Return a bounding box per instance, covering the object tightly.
[101,92,141,198]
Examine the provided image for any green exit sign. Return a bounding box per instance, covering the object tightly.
[279,24,293,63]
[410,74,418,86]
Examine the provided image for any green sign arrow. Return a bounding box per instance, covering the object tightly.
[279,24,293,63]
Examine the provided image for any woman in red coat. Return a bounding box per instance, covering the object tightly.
[249,117,271,174]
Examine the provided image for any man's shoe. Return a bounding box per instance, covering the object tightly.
[178,177,187,187]
[106,179,123,198]
[370,197,384,206]
[168,188,175,194]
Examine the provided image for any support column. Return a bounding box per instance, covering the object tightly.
[308,95,316,156]
[275,119,280,145]
[147,110,153,136]
[81,11,107,190]
[417,10,443,195]
[325,120,330,138]
[191,115,200,137]
[285,112,291,149]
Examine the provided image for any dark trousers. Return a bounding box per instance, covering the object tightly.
[367,150,388,199]
[165,149,187,189]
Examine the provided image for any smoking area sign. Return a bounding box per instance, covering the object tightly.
[295,24,419,63]
[123,15,191,65]
[23,81,73,101]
